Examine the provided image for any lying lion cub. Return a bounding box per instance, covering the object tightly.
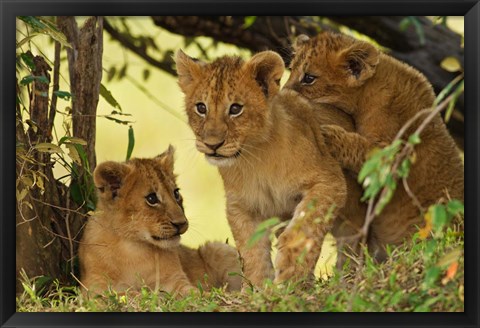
[175,50,368,285]
[79,146,242,295]
[286,32,464,258]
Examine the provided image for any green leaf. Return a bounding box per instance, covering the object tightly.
[118,64,128,80]
[53,90,72,100]
[434,75,463,107]
[16,33,40,49]
[247,217,280,248]
[430,204,448,233]
[242,16,257,29]
[126,126,135,160]
[107,66,116,82]
[422,266,441,290]
[20,75,49,86]
[142,69,150,81]
[397,158,411,178]
[399,17,411,31]
[100,83,122,111]
[20,75,35,85]
[104,116,134,125]
[70,180,83,205]
[20,52,35,70]
[66,144,82,165]
[18,16,71,49]
[408,133,421,145]
[257,217,280,231]
[33,143,63,153]
[440,56,462,73]
[59,136,87,146]
[446,199,464,216]
[18,16,46,30]
[358,157,379,183]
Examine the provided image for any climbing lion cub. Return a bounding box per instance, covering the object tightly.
[79,146,242,295]
[286,32,464,258]
[175,49,368,285]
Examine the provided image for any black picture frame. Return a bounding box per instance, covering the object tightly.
[1,1,479,327]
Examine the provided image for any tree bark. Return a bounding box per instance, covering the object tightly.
[58,16,103,171]
[16,56,65,292]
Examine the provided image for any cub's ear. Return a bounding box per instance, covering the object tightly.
[292,34,310,52]
[338,41,380,87]
[155,145,175,174]
[174,49,205,91]
[93,161,131,200]
[244,51,285,98]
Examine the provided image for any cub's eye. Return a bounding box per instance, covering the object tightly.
[173,188,182,203]
[195,103,207,116]
[301,73,317,85]
[229,103,244,117]
[145,193,159,206]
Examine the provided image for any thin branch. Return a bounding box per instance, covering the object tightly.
[48,40,61,135]
[103,18,177,76]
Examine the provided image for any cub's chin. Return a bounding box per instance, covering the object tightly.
[148,234,181,249]
[205,155,237,167]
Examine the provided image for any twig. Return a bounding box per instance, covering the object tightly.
[347,86,462,311]
[48,40,61,135]
[402,177,424,214]
[103,18,177,76]
[65,190,75,276]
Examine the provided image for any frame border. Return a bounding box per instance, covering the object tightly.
[2,1,479,327]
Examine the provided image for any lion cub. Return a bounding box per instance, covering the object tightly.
[286,32,464,257]
[79,146,242,295]
[175,49,369,285]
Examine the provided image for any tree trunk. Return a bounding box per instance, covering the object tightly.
[16,56,65,292]
[16,17,104,292]
[58,16,103,171]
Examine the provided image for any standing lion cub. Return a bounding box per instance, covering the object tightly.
[79,146,242,295]
[286,32,464,258]
[175,50,368,285]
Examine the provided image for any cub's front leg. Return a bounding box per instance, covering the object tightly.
[154,250,196,296]
[320,125,373,173]
[226,200,273,288]
[274,180,346,283]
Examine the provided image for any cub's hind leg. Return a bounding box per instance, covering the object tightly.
[198,242,242,291]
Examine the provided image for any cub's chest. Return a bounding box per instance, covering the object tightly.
[237,175,302,220]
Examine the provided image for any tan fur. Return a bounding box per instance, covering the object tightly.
[79,146,241,295]
[175,50,367,285]
[286,32,464,258]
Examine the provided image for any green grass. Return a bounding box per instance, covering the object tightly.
[16,218,464,312]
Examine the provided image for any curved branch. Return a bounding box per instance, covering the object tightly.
[103,18,177,76]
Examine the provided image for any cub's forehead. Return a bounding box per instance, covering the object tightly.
[128,159,175,187]
[201,56,245,81]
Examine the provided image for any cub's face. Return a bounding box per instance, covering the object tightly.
[285,32,380,106]
[175,50,285,167]
[93,146,187,248]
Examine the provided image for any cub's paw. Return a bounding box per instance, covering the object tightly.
[320,124,348,149]
[274,231,314,284]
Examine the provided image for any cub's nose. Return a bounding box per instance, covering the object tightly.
[171,220,188,235]
[204,140,225,151]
